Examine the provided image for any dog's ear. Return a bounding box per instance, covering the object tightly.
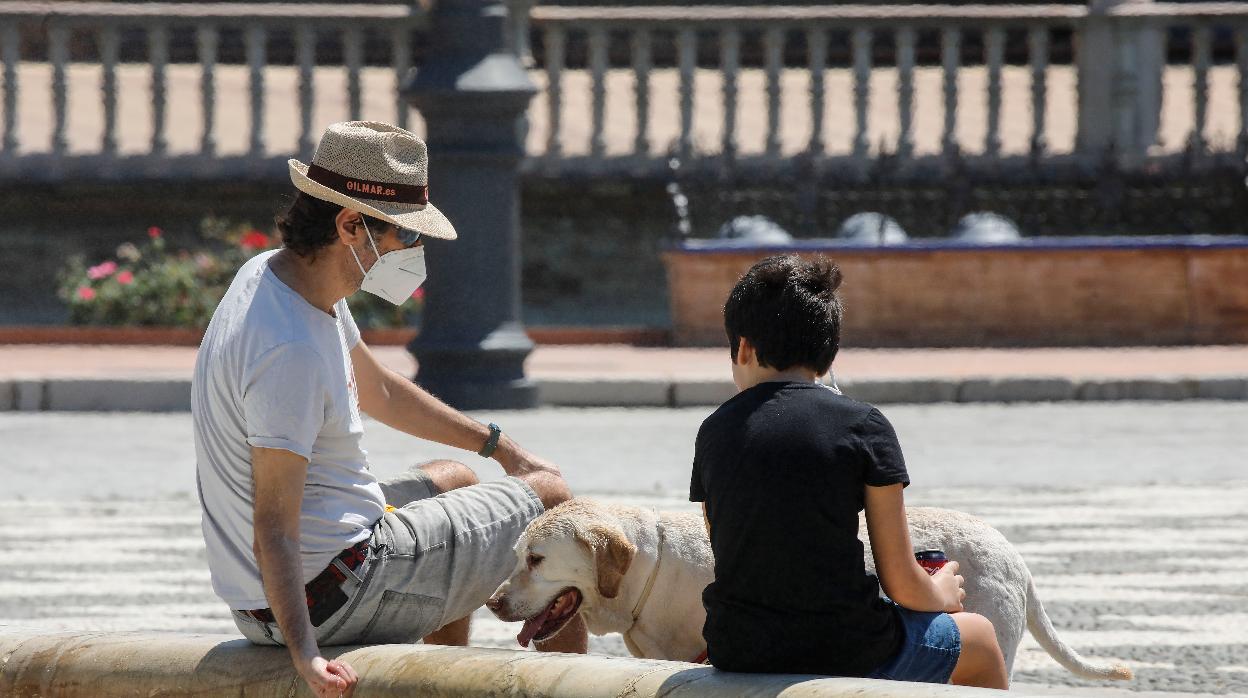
[579,524,636,599]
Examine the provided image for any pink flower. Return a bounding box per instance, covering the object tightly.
[76,286,96,301]
[116,270,134,285]
[87,261,118,280]
[412,287,425,300]
[147,226,163,239]
[239,230,270,251]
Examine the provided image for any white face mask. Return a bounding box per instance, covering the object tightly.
[349,219,427,306]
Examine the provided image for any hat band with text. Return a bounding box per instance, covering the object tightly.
[306,163,429,205]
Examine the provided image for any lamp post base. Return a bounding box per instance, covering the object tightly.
[409,326,539,410]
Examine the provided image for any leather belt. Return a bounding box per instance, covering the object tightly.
[244,539,370,628]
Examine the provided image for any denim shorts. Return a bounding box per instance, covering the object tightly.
[866,602,961,684]
[233,466,543,646]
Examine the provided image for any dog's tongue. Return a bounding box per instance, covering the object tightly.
[516,607,554,648]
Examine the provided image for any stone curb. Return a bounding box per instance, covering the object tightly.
[1,376,1245,412]
[0,628,1036,698]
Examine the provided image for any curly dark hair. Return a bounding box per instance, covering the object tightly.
[274,191,389,260]
[723,254,844,374]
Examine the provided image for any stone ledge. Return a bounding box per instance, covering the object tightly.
[2,376,1245,412]
[957,378,1078,403]
[538,379,671,407]
[0,628,1036,698]
[842,379,962,405]
[44,378,192,412]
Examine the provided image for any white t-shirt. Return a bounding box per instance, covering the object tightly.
[192,250,385,609]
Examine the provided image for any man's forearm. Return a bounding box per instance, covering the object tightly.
[364,366,561,485]
[257,533,321,668]
[366,367,493,452]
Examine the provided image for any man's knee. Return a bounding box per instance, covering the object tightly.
[418,459,479,493]
[517,469,572,511]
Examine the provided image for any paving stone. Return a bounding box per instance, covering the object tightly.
[1194,377,1248,400]
[671,380,737,407]
[14,380,44,411]
[958,378,1078,403]
[1075,379,1196,401]
[841,379,960,404]
[537,379,670,407]
[45,379,191,412]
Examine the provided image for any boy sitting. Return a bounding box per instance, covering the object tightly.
[690,254,1008,688]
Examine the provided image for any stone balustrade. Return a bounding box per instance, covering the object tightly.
[0,1,424,180]
[0,1,1246,180]
[527,2,1248,175]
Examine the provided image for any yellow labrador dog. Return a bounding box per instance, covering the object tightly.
[487,498,1132,681]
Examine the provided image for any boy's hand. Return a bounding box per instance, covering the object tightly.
[932,560,966,613]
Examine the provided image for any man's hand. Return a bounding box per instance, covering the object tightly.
[494,436,562,479]
[296,656,358,698]
[931,560,966,613]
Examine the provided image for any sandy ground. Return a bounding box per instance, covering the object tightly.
[3,63,1242,159]
[1,404,1246,693]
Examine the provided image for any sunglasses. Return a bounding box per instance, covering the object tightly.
[396,228,422,247]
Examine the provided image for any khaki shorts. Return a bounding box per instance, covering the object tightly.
[234,465,543,646]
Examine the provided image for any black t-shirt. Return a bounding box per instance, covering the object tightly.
[689,381,909,677]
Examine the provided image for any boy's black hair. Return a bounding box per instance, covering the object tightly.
[275,191,389,260]
[724,254,844,374]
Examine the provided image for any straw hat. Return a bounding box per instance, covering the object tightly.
[289,121,456,240]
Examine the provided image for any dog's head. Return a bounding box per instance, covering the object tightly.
[487,499,636,647]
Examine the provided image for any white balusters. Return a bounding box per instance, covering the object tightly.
[764,27,784,159]
[296,23,316,157]
[99,26,120,157]
[720,27,740,162]
[246,26,267,157]
[197,26,218,156]
[896,27,916,159]
[343,28,363,122]
[391,26,411,131]
[1029,26,1049,158]
[148,26,169,156]
[631,29,651,157]
[1189,24,1212,155]
[806,28,827,159]
[588,26,608,159]
[851,27,872,161]
[508,0,535,67]
[984,26,1004,158]
[941,27,961,158]
[544,25,565,159]
[1,23,17,156]
[1238,26,1248,158]
[7,5,1248,177]
[48,23,69,156]
[677,27,697,161]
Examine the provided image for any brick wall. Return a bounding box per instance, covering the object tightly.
[663,243,1248,347]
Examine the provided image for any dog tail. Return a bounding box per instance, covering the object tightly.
[1025,574,1133,681]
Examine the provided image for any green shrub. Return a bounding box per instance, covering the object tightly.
[57,220,422,330]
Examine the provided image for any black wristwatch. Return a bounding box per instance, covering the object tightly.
[477,422,502,458]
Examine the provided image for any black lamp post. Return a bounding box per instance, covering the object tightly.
[404,0,538,409]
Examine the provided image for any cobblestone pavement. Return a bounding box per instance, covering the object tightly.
[1,405,1245,694]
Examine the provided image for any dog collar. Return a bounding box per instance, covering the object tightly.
[628,520,665,624]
